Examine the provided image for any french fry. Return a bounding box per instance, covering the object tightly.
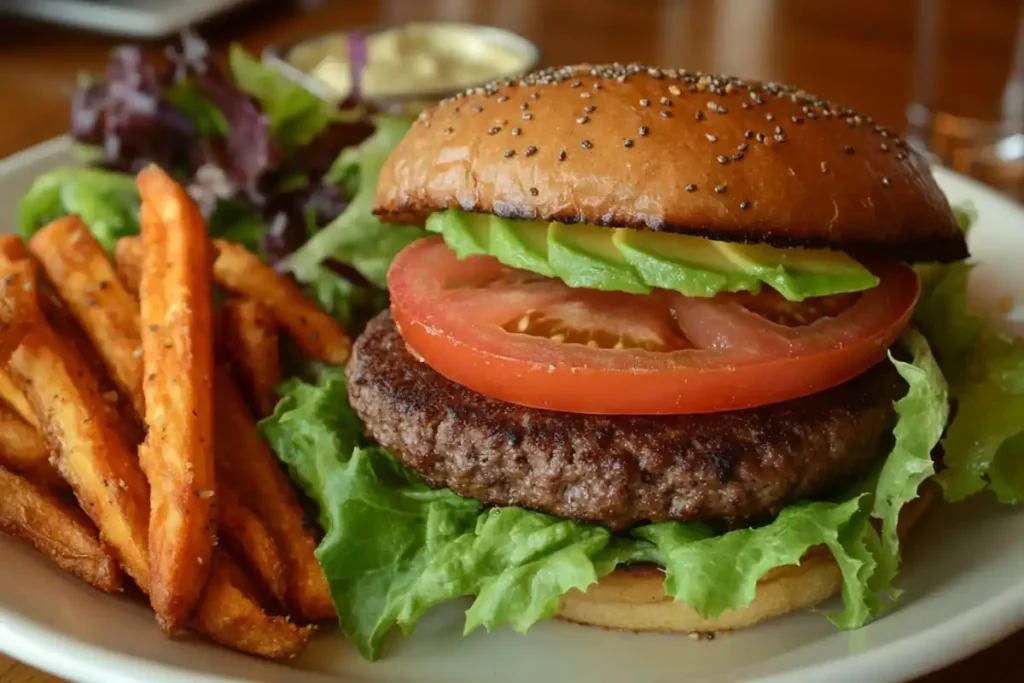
[215,367,334,621]
[0,465,122,593]
[30,216,144,418]
[196,550,310,659]
[0,262,309,658]
[0,403,65,491]
[137,166,217,634]
[221,299,283,418]
[0,367,36,428]
[217,481,288,610]
[0,236,26,263]
[213,240,351,365]
[0,261,152,589]
[113,236,143,296]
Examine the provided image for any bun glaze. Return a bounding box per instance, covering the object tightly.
[375,64,967,263]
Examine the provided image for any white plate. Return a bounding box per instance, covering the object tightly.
[1,137,1024,683]
[0,0,256,39]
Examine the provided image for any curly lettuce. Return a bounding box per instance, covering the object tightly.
[261,339,954,660]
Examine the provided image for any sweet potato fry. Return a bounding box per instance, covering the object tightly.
[0,367,36,428]
[0,236,26,263]
[0,262,152,589]
[0,263,309,657]
[0,403,65,491]
[215,368,334,621]
[217,481,288,610]
[196,550,311,659]
[137,166,217,634]
[30,216,144,418]
[221,299,283,418]
[213,240,350,365]
[0,465,122,592]
[113,236,143,296]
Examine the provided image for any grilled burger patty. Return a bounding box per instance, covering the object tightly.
[347,311,907,530]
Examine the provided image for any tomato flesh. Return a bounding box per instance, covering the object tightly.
[387,237,920,415]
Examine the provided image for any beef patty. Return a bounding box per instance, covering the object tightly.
[347,311,906,530]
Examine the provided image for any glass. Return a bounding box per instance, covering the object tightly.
[906,0,1024,199]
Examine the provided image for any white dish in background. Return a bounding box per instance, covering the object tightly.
[0,0,256,38]
[0,137,1023,683]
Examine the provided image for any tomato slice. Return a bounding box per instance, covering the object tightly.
[387,237,920,415]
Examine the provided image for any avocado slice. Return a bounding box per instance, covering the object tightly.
[425,210,488,258]
[425,209,879,301]
[613,228,760,297]
[547,222,650,294]
[490,214,554,277]
[715,242,880,301]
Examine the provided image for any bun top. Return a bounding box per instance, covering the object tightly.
[374,64,967,263]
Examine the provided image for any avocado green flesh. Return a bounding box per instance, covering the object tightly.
[424,210,880,301]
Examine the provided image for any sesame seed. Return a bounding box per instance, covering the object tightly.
[739,200,750,210]
[695,110,705,121]
[660,97,673,106]
[717,155,730,165]
[580,91,592,99]
[639,125,649,136]
[774,133,786,143]
[669,85,682,96]
[577,115,590,124]
[584,105,596,113]
[504,149,515,158]
[570,80,582,88]
[660,110,673,118]
[882,176,891,186]
[497,96,508,103]
[581,139,593,149]
[512,127,522,136]
[791,116,803,124]
[756,132,766,142]
[530,92,540,100]
[558,149,567,161]
[843,145,855,154]
[766,112,775,121]
[896,151,908,160]
[732,152,745,161]
[522,112,533,121]
[487,126,501,135]
[685,184,697,192]
[714,184,727,194]
[444,126,454,134]
[741,102,752,109]
[640,98,651,107]
[705,133,718,142]
[624,138,634,148]
[525,145,537,156]
[473,105,483,113]
[820,161,829,173]
[529,187,539,196]
[744,130,754,139]
[520,102,529,110]
[738,142,749,152]
[716,105,729,114]
[880,143,890,152]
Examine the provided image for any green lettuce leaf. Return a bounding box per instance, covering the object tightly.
[163,79,228,138]
[261,353,952,659]
[17,167,139,249]
[260,369,620,659]
[288,115,428,288]
[229,44,352,149]
[914,262,1024,503]
[307,266,389,333]
[871,328,948,590]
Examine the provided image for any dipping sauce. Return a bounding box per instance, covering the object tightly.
[285,23,538,101]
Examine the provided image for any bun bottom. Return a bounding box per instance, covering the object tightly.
[556,484,937,634]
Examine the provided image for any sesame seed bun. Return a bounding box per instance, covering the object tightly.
[374,65,966,263]
[555,482,937,634]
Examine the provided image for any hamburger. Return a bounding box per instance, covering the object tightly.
[263,64,1024,660]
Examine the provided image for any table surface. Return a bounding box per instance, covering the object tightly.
[0,0,1021,681]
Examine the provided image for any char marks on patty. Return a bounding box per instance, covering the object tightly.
[347,310,906,530]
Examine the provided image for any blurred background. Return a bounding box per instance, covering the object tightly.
[1,0,1024,198]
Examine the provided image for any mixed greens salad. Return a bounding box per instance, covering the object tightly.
[17,33,1024,662]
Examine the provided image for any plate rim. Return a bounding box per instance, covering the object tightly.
[1,136,1023,683]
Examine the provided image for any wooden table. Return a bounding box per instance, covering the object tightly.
[0,0,1020,681]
